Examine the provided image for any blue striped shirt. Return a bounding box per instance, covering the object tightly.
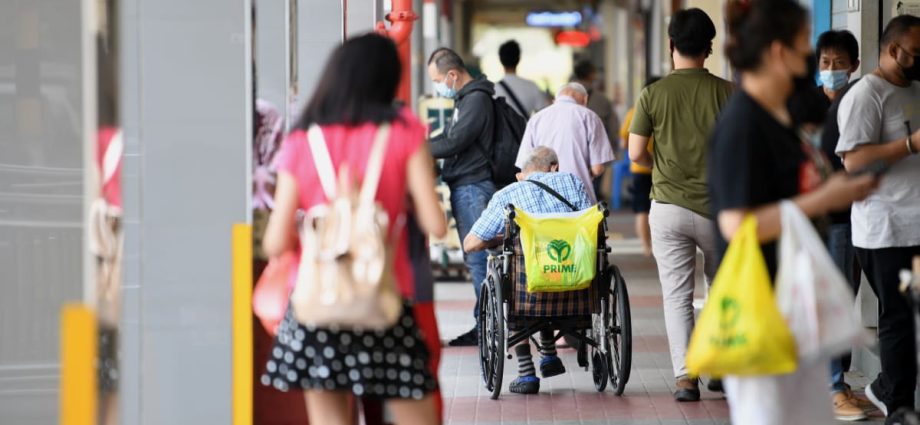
[470,172,593,240]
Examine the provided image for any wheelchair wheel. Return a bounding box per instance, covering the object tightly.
[478,273,505,400]
[591,349,609,392]
[608,265,633,396]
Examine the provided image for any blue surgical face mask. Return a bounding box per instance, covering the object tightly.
[819,69,850,91]
[433,75,457,98]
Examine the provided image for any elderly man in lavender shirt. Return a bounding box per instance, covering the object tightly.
[514,82,615,204]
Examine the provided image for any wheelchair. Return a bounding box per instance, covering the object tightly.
[478,203,633,399]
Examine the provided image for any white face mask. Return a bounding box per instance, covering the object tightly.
[433,74,457,98]
[818,69,849,91]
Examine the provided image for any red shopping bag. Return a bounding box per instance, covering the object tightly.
[253,252,295,335]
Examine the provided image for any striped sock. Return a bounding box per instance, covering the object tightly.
[538,330,557,357]
[515,344,536,376]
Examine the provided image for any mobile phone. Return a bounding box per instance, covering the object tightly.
[852,160,890,177]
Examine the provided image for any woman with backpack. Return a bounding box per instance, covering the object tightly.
[261,33,447,425]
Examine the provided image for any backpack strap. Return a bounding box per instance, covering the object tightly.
[307,123,391,203]
[525,179,577,211]
[307,125,337,199]
[359,123,391,205]
[499,80,527,117]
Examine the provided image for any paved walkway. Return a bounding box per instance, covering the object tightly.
[434,213,885,425]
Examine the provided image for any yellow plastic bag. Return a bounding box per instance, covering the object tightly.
[686,215,798,378]
[514,207,604,293]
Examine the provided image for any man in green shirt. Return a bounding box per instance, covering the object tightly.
[627,7,733,402]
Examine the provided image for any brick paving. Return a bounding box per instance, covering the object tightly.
[434,213,886,424]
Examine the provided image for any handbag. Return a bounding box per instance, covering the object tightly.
[776,201,871,364]
[289,124,403,329]
[686,215,798,378]
[253,252,295,335]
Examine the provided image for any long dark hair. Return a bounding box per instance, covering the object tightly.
[295,33,401,129]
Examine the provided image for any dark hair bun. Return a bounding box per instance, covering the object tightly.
[724,0,809,71]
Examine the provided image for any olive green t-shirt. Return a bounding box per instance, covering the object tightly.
[629,68,733,218]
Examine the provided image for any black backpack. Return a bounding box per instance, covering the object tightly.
[470,87,527,188]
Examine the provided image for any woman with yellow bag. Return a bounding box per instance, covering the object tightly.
[698,1,878,423]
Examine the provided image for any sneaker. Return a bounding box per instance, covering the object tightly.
[540,355,566,378]
[707,378,724,393]
[509,375,540,394]
[845,389,879,412]
[448,327,478,347]
[833,391,868,421]
[674,377,700,402]
[866,380,889,417]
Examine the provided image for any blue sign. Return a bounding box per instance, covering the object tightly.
[526,11,582,28]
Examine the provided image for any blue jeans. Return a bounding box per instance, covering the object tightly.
[449,180,496,318]
[827,223,861,393]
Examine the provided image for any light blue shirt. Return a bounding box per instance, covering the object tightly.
[470,171,593,241]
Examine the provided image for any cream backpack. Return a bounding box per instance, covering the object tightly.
[289,123,402,329]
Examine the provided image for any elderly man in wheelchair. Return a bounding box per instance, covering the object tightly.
[463,147,630,397]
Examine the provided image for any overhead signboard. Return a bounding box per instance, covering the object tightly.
[526,11,582,28]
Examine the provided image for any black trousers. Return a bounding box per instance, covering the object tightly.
[855,245,920,412]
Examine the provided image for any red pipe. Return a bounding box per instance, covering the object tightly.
[376,0,417,105]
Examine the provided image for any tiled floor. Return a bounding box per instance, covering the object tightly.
[434,213,886,425]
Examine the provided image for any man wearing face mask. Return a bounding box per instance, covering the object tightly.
[787,59,876,420]
[426,47,497,346]
[799,30,879,420]
[836,15,920,417]
[816,30,861,102]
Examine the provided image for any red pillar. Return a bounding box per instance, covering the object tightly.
[374,5,447,424]
[375,0,417,105]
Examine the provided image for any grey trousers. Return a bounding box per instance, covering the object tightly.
[649,201,719,378]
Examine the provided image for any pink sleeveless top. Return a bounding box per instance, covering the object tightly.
[276,108,427,298]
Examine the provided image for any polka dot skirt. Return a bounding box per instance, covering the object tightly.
[261,304,438,400]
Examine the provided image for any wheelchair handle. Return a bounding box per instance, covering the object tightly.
[598,202,610,232]
[503,203,516,254]
[597,202,610,217]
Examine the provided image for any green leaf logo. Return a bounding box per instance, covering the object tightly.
[719,298,740,330]
[546,240,572,263]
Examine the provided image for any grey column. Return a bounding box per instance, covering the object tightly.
[297,1,343,112]
[119,1,252,424]
[256,0,290,125]
[0,0,86,423]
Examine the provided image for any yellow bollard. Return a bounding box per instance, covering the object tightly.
[232,223,253,425]
[60,304,97,425]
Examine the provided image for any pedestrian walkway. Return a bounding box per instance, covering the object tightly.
[434,212,886,424]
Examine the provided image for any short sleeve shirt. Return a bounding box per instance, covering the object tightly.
[470,172,593,241]
[494,75,550,117]
[514,97,615,203]
[835,74,920,249]
[276,108,427,298]
[630,68,734,217]
[620,108,653,174]
[709,91,806,277]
